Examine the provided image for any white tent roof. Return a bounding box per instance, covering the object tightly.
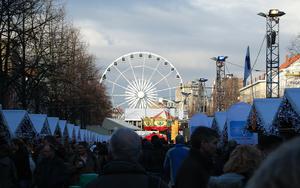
[29,114,49,134]
[285,88,300,115]
[189,113,209,127]
[214,111,227,132]
[103,118,141,131]
[2,110,35,137]
[253,98,282,131]
[227,102,252,122]
[67,123,74,139]
[79,129,85,141]
[58,120,67,135]
[74,126,80,140]
[0,110,10,139]
[207,117,214,128]
[47,117,59,135]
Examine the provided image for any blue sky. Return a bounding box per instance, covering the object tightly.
[65,0,300,86]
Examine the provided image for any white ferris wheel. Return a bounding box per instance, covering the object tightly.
[100,52,183,110]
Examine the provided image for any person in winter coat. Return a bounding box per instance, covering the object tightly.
[69,142,100,184]
[208,145,262,188]
[175,126,219,188]
[163,135,189,187]
[11,139,33,188]
[0,133,17,188]
[246,137,300,188]
[86,128,168,188]
[34,144,70,188]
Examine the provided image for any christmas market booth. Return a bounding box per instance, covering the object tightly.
[0,109,10,141]
[58,120,68,142]
[142,110,178,141]
[246,98,282,135]
[3,110,36,138]
[226,102,257,145]
[47,117,61,137]
[29,114,51,137]
[189,113,210,138]
[212,111,227,137]
[272,88,300,139]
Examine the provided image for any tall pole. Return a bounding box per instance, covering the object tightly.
[212,56,227,112]
[259,9,285,98]
[198,78,208,113]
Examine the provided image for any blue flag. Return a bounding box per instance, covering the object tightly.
[243,46,251,86]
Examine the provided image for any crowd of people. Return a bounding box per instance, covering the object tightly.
[0,126,300,188]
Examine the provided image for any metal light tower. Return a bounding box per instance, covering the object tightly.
[258,9,285,98]
[198,78,208,113]
[211,56,227,111]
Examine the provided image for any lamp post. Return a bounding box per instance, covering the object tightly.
[211,56,227,111]
[258,9,285,98]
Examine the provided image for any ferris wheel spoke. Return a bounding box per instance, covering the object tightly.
[127,99,137,107]
[132,98,140,108]
[143,80,152,91]
[145,71,173,93]
[128,57,138,85]
[142,55,146,81]
[147,60,162,82]
[146,97,159,108]
[115,100,129,108]
[112,65,135,88]
[127,84,138,93]
[113,94,132,97]
[106,79,128,90]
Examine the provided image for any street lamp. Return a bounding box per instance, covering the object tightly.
[258,9,285,98]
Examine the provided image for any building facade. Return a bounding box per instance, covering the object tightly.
[209,75,243,114]
[239,54,300,103]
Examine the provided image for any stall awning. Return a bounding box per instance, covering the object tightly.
[102,118,141,131]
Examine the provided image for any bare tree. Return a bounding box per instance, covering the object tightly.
[288,33,300,55]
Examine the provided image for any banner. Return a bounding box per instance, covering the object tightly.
[228,121,258,145]
[171,120,179,141]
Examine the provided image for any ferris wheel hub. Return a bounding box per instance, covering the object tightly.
[137,91,145,99]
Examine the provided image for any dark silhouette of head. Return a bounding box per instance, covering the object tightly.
[246,137,300,188]
[109,128,141,162]
[191,126,219,156]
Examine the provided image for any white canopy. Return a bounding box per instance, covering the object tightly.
[29,114,51,135]
[207,117,214,128]
[66,123,75,140]
[0,110,10,140]
[102,118,141,131]
[73,126,80,141]
[284,88,300,115]
[47,117,59,135]
[189,113,209,127]
[58,120,67,138]
[253,98,282,132]
[214,111,227,132]
[3,110,36,138]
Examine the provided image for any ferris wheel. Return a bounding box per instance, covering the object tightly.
[100,52,183,109]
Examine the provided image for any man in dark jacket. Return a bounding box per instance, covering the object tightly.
[0,134,17,188]
[34,144,70,188]
[163,135,189,187]
[86,128,168,188]
[175,126,219,188]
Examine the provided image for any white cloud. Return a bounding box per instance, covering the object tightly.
[66,0,300,85]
